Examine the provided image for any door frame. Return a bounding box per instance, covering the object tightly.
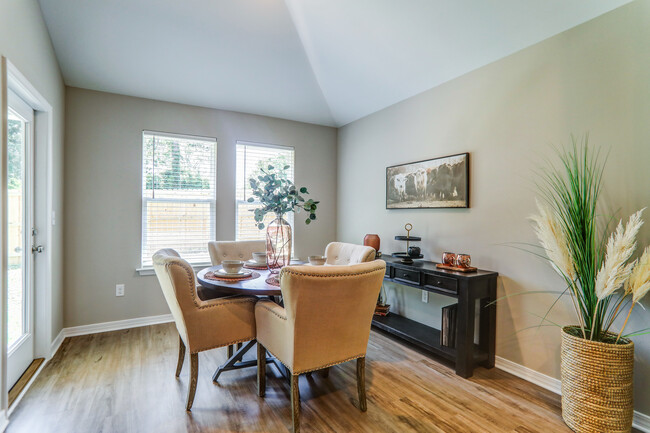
[1,58,54,418]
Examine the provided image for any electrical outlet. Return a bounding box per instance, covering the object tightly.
[421,290,429,303]
[116,284,125,297]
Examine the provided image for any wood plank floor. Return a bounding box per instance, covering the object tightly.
[7,323,577,433]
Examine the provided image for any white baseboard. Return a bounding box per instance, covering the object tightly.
[496,356,650,432]
[62,314,174,338]
[0,409,8,433]
[50,329,64,359]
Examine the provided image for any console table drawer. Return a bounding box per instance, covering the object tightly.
[394,269,421,285]
[423,273,458,294]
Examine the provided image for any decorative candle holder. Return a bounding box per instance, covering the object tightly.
[456,254,471,268]
[442,252,457,266]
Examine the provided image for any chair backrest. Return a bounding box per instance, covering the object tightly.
[152,248,197,345]
[208,240,266,265]
[324,242,376,265]
[279,260,386,372]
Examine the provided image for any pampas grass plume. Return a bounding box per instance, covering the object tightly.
[595,209,645,300]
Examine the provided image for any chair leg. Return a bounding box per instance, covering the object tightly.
[357,357,367,412]
[318,367,330,378]
[227,345,234,358]
[176,335,186,377]
[291,374,300,433]
[186,353,199,411]
[257,343,266,397]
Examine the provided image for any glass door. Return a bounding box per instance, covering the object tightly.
[6,90,35,388]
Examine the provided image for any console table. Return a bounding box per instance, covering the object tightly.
[372,256,498,378]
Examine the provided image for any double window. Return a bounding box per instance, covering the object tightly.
[141,131,216,267]
[235,142,295,241]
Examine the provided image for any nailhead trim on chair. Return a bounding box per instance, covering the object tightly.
[192,337,254,355]
[262,345,367,375]
[258,303,287,321]
[164,261,256,310]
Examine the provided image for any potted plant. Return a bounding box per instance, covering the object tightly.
[247,164,318,271]
[530,137,649,432]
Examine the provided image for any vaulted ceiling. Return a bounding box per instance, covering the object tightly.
[39,0,632,127]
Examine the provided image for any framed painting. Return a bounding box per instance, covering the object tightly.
[386,152,469,209]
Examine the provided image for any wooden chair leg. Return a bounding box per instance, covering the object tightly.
[291,374,300,433]
[318,367,330,378]
[257,343,266,397]
[186,353,198,411]
[227,345,234,358]
[175,335,186,378]
[357,357,367,412]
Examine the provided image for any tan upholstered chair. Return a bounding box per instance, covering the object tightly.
[206,240,266,355]
[152,248,257,411]
[208,240,266,265]
[324,241,376,265]
[255,260,386,433]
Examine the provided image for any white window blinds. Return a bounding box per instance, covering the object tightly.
[236,142,295,241]
[141,131,216,267]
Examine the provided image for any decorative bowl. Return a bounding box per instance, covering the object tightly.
[222,260,244,274]
[308,255,326,266]
[252,252,267,264]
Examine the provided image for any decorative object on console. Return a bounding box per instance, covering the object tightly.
[455,254,471,268]
[375,283,390,316]
[524,138,650,433]
[363,234,381,258]
[392,223,423,264]
[436,262,477,273]
[247,164,319,274]
[442,252,457,266]
[386,152,469,209]
[441,304,458,348]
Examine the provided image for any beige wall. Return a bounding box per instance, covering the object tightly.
[0,1,65,345]
[338,0,650,416]
[64,87,337,327]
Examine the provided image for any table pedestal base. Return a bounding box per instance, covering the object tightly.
[212,340,288,382]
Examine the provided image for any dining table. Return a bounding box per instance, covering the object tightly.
[196,262,305,382]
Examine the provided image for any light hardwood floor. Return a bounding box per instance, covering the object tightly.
[8,323,578,432]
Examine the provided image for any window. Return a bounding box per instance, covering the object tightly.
[141,131,216,267]
[236,142,295,241]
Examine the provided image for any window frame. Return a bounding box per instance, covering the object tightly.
[235,141,295,242]
[139,130,217,273]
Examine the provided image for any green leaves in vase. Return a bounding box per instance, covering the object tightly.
[247,164,319,229]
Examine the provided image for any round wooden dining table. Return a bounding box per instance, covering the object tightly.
[196,262,305,382]
[196,265,282,297]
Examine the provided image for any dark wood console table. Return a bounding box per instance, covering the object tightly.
[372,256,498,378]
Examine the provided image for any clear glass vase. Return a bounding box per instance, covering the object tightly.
[266,214,292,273]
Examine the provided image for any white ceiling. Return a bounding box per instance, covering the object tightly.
[39,0,632,127]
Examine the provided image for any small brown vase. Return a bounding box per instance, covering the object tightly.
[363,234,380,251]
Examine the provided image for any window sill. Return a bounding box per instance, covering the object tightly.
[136,262,212,276]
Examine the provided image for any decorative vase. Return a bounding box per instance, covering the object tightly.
[560,326,634,433]
[364,234,380,251]
[266,214,292,273]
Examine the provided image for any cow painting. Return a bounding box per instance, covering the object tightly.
[386,153,469,208]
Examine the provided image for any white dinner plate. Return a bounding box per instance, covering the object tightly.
[216,269,253,279]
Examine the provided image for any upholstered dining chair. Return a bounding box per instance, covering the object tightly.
[207,239,266,355]
[324,241,376,265]
[255,260,386,433]
[152,248,257,411]
[208,240,266,265]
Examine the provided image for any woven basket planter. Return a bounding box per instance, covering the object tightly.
[560,326,634,433]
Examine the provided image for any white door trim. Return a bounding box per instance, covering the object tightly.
[1,58,55,420]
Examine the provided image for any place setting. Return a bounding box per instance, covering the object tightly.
[204,260,260,282]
